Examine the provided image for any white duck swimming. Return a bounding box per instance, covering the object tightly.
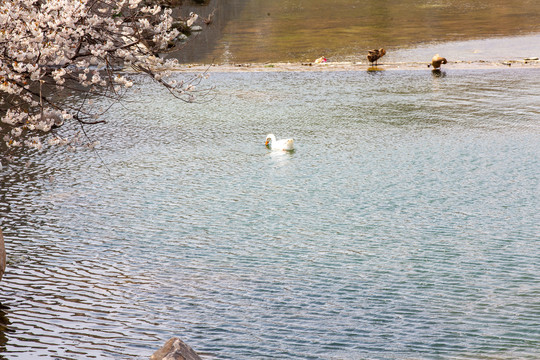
[265,134,294,151]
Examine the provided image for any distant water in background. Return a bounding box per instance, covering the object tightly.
[171,0,540,63]
[1,68,539,359]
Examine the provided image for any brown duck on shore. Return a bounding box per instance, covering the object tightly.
[429,54,447,70]
[367,48,386,66]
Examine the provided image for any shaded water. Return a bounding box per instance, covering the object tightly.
[173,0,540,63]
[1,68,540,359]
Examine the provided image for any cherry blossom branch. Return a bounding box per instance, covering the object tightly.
[1,0,205,150]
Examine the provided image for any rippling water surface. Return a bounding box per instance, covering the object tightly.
[1,68,540,359]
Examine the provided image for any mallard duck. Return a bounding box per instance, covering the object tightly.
[429,54,447,70]
[265,134,294,151]
[367,48,386,66]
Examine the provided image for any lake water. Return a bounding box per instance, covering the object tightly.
[172,0,540,63]
[1,67,539,359]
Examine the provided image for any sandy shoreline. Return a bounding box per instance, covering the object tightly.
[169,33,540,73]
[175,58,540,73]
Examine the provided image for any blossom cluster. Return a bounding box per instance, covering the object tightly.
[0,0,199,150]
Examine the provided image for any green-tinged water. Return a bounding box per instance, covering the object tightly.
[1,68,539,359]
[173,0,540,63]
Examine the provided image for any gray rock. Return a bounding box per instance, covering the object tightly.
[190,25,203,32]
[150,337,202,360]
[0,229,5,282]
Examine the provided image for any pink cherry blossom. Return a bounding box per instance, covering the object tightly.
[1,0,203,150]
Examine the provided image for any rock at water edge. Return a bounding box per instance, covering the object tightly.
[150,337,202,360]
[0,229,5,282]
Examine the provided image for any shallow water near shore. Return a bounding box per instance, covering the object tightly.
[173,0,540,63]
[1,67,539,359]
